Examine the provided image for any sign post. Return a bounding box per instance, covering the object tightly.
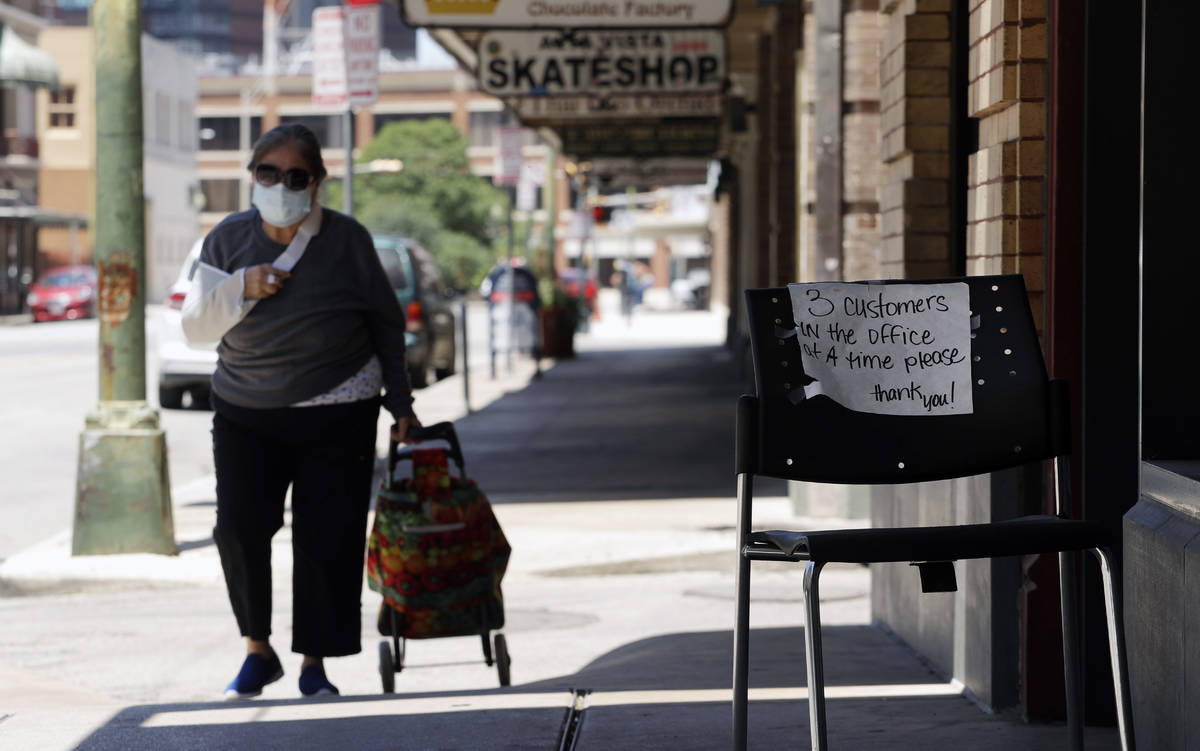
[493,126,523,372]
[313,1,379,216]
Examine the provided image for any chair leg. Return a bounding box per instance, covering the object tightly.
[732,473,754,751]
[1090,547,1136,751]
[803,560,828,751]
[1059,549,1084,751]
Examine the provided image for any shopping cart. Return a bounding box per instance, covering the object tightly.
[367,421,512,690]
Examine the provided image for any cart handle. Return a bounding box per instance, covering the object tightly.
[388,421,466,480]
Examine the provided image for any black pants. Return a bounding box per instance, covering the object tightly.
[212,393,380,657]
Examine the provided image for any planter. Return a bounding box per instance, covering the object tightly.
[539,306,576,358]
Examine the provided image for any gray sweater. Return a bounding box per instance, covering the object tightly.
[200,207,414,419]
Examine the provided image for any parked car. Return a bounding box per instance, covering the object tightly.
[156,238,217,408]
[373,235,457,388]
[26,264,97,322]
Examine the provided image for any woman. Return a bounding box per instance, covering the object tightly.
[182,123,420,699]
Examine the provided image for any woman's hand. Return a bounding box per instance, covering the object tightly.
[392,416,423,445]
[244,264,291,300]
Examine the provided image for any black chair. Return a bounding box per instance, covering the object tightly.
[732,275,1134,751]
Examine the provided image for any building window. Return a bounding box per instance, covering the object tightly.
[48,85,76,128]
[468,110,515,147]
[279,114,345,149]
[374,112,451,135]
[198,116,261,151]
[200,178,241,213]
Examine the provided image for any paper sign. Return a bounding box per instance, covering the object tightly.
[787,282,974,416]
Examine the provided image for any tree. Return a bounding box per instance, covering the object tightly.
[323,119,510,288]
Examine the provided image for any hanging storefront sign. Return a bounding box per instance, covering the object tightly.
[493,125,525,185]
[401,0,733,29]
[510,93,720,124]
[479,29,725,97]
[586,158,710,188]
[558,119,720,158]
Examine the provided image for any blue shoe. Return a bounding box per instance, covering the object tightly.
[299,665,340,697]
[223,651,284,700]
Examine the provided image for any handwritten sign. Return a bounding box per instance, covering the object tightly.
[786,282,974,416]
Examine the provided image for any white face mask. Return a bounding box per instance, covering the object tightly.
[252,182,312,228]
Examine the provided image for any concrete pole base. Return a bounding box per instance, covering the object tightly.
[73,401,176,556]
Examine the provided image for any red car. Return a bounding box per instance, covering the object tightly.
[26,265,98,322]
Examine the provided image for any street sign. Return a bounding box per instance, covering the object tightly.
[312,3,380,108]
[479,30,725,97]
[510,93,721,125]
[400,0,732,29]
[312,6,348,108]
[493,126,524,185]
[345,2,381,107]
[559,120,720,158]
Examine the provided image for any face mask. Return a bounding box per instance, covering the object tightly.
[252,182,312,227]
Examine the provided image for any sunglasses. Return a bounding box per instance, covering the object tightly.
[254,163,314,191]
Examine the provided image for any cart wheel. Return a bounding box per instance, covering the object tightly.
[378,640,395,693]
[396,637,406,672]
[494,633,511,687]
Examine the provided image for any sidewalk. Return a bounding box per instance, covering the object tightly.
[0,304,1119,750]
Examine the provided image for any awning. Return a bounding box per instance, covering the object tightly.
[0,22,59,90]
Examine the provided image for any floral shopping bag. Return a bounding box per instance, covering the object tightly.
[367,448,511,639]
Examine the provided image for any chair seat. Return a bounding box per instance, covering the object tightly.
[747,515,1113,564]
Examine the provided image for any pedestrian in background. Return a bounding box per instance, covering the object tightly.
[182,123,420,700]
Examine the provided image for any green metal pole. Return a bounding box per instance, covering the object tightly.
[95,0,146,402]
[73,0,175,556]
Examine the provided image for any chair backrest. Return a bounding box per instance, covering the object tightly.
[742,274,1066,484]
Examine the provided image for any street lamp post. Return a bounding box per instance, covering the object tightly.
[73,0,175,556]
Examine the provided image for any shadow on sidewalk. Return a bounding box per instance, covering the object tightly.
[62,626,887,751]
[67,625,1047,751]
[451,344,786,504]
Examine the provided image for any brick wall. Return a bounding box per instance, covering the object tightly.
[965,0,1047,328]
[879,0,954,280]
[798,1,885,283]
[798,6,817,281]
[870,0,1046,712]
[844,7,886,281]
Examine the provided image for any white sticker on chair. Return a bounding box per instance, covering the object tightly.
[786,281,974,416]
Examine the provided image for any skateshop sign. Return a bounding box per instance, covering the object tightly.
[479,29,725,97]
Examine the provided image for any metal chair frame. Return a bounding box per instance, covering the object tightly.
[730,276,1135,751]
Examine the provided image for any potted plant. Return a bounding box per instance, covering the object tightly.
[538,281,579,358]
